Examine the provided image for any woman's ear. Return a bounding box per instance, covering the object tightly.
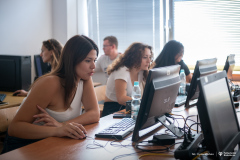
[51,50,54,56]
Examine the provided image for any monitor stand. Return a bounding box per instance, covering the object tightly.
[223,132,240,160]
[231,151,240,160]
[157,115,184,138]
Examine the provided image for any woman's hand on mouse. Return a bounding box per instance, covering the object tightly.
[13,90,28,96]
[55,122,87,139]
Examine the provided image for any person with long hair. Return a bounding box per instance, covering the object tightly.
[2,35,100,153]
[152,40,192,83]
[40,39,62,70]
[101,42,153,117]
[13,39,63,96]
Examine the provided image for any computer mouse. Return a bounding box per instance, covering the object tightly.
[13,92,20,96]
[81,133,87,139]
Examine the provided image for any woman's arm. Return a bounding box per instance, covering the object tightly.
[115,79,132,106]
[8,76,85,140]
[64,78,100,125]
[186,73,192,83]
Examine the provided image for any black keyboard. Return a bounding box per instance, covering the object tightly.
[175,95,187,107]
[0,94,6,102]
[95,118,135,139]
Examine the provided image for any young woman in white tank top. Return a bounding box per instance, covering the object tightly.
[2,35,100,154]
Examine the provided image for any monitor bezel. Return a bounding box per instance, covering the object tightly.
[223,54,235,80]
[132,65,181,142]
[185,58,217,108]
[34,54,51,78]
[197,71,240,160]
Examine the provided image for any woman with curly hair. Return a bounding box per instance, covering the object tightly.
[101,42,153,117]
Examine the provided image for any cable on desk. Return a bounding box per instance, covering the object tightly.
[86,136,110,149]
[167,113,187,130]
[181,114,199,132]
[138,153,174,159]
[188,122,201,132]
[85,136,143,160]
[86,135,133,150]
[110,138,133,148]
[164,113,185,133]
[112,151,143,160]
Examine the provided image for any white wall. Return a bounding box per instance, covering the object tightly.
[52,0,87,44]
[0,0,53,81]
[0,0,88,82]
[77,0,89,36]
[67,0,78,39]
[0,0,53,55]
[52,0,68,45]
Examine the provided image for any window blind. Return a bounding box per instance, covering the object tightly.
[173,0,240,69]
[87,0,161,59]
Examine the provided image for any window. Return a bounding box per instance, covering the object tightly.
[87,0,162,59]
[171,0,240,70]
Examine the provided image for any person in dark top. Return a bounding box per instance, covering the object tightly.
[151,40,192,83]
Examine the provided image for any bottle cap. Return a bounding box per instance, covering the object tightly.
[180,69,185,73]
[134,81,139,86]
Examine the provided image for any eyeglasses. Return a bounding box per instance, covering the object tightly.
[103,45,112,48]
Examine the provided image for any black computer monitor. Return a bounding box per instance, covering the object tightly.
[132,65,183,142]
[34,55,51,78]
[0,55,31,91]
[197,71,240,160]
[185,58,217,108]
[223,54,235,80]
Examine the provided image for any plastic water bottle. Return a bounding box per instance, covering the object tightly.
[131,81,141,120]
[179,69,186,95]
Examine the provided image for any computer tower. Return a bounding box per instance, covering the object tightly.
[0,55,31,92]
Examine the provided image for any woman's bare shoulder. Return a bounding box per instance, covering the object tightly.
[32,75,62,93]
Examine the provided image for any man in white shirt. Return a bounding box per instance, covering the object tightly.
[95,36,120,77]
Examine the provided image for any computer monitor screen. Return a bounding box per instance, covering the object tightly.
[132,65,181,142]
[223,54,235,80]
[0,55,31,91]
[185,58,217,108]
[197,71,240,160]
[34,55,51,78]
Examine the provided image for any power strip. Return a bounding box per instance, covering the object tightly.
[174,133,203,160]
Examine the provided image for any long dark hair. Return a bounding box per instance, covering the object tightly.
[42,39,63,70]
[34,35,98,107]
[153,40,183,68]
[107,42,152,81]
